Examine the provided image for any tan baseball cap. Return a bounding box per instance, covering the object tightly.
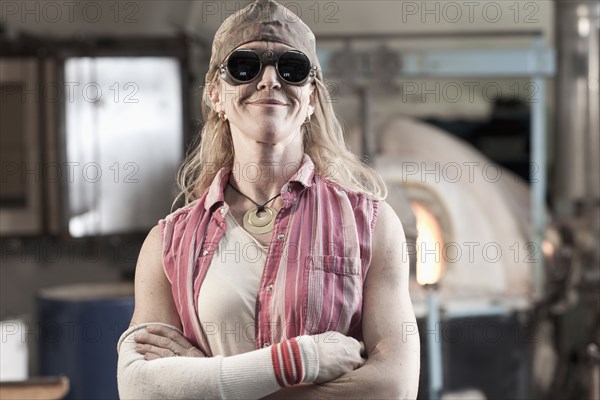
[206,0,323,83]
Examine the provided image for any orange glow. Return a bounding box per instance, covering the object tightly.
[542,239,555,259]
[411,201,445,285]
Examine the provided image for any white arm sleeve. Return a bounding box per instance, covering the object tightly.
[116,323,318,400]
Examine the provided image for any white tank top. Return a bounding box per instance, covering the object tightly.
[197,213,268,356]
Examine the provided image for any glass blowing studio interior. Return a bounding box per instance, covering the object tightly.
[0,1,598,399]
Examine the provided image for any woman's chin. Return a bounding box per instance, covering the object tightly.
[251,122,285,138]
[230,119,300,146]
[253,131,300,147]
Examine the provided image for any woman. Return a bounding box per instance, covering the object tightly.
[117,0,420,398]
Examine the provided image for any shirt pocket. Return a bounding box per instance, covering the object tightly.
[308,254,362,276]
[303,255,363,334]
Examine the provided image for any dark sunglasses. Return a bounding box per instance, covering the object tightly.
[218,49,317,86]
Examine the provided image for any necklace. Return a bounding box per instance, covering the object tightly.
[227,181,282,234]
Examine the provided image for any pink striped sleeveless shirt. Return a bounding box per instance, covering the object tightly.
[158,154,380,357]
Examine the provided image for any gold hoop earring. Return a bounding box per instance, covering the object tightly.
[219,110,228,121]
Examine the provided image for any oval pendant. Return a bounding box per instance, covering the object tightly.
[243,206,277,234]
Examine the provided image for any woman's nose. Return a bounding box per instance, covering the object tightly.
[257,65,281,90]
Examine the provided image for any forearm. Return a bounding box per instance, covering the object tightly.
[266,331,421,400]
[117,323,318,400]
[261,359,405,400]
[118,333,222,399]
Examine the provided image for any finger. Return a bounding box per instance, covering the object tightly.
[135,343,173,358]
[358,341,366,357]
[146,324,177,338]
[189,347,207,358]
[137,343,176,358]
[135,331,177,351]
[352,355,367,369]
[144,349,180,361]
[134,330,166,345]
[136,329,203,358]
[146,326,205,357]
[147,325,192,349]
[145,352,162,361]
[134,330,151,343]
[135,344,149,354]
[139,334,191,358]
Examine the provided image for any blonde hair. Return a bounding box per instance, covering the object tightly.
[172,68,388,210]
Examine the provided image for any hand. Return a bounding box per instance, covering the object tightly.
[311,331,367,384]
[134,324,206,360]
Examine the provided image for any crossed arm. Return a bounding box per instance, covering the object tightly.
[120,201,420,399]
[262,201,421,399]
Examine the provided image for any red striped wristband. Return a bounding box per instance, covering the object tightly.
[271,337,305,387]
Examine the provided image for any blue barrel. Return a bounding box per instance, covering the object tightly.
[37,283,134,400]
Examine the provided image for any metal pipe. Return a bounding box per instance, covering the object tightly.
[426,284,443,400]
[531,36,548,299]
[358,86,375,164]
[316,30,545,42]
[553,1,600,214]
[585,5,600,206]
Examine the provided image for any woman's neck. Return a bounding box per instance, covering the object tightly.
[228,146,304,205]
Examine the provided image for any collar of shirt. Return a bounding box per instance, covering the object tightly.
[204,154,316,212]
